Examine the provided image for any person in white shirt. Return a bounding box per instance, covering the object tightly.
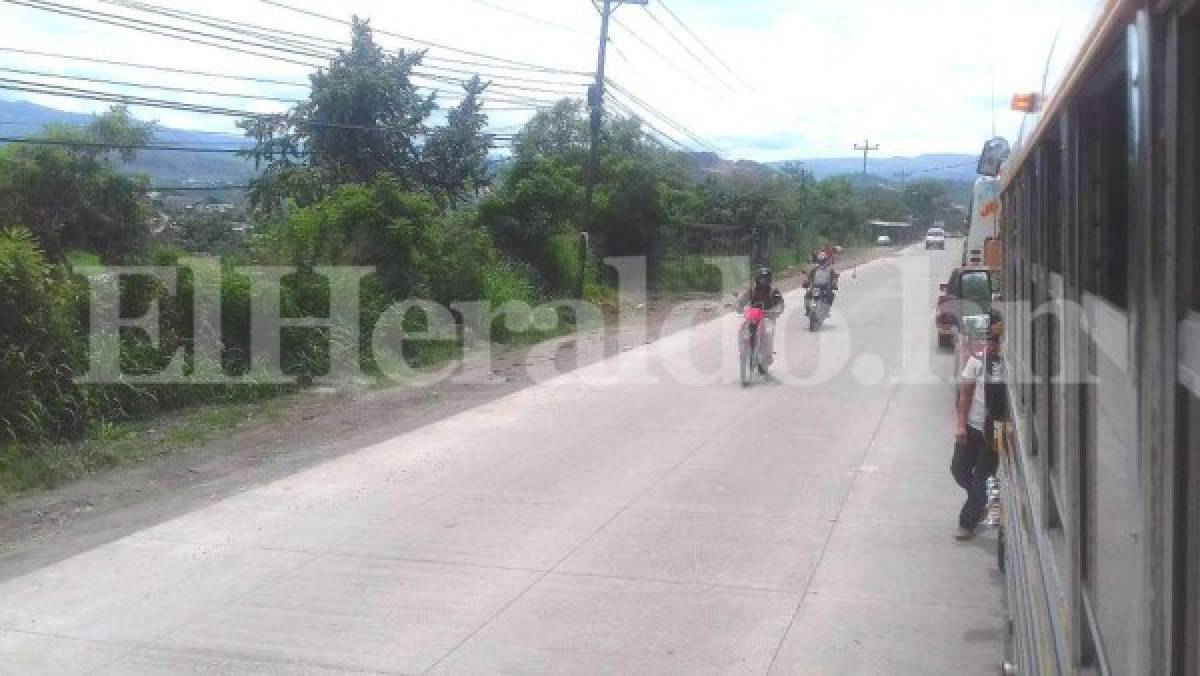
[951,310,1005,541]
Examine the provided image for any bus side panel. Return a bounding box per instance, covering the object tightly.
[966,177,1000,266]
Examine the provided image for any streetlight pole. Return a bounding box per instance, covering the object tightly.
[581,0,647,298]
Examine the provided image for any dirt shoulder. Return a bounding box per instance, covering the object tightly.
[0,246,889,580]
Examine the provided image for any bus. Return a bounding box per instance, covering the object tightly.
[964,174,1000,267]
[993,1,1198,673]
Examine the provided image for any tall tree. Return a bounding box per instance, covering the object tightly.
[244,18,496,210]
[422,76,491,205]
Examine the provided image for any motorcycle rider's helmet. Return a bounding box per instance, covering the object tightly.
[755,267,772,288]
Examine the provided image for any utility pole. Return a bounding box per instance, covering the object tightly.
[854,138,879,175]
[581,0,647,298]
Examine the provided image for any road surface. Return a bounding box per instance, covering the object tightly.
[0,244,1003,674]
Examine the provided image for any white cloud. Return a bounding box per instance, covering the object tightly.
[0,0,1104,159]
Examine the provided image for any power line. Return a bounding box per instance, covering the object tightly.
[415,62,589,90]
[97,0,592,89]
[601,91,687,148]
[640,5,737,94]
[655,0,753,92]
[5,67,547,112]
[607,90,705,152]
[2,0,323,67]
[605,37,635,70]
[906,160,977,178]
[466,0,593,37]
[0,66,306,104]
[0,47,559,108]
[0,47,310,87]
[605,78,720,154]
[4,2,584,102]
[605,82,712,152]
[0,78,525,138]
[0,136,516,152]
[258,0,589,76]
[100,0,584,79]
[415,72,580,98]
[0,78,277,118]
[604,93,687,151]
[0,136,269,153]
[607,12,717,96]
[100,0,340,52]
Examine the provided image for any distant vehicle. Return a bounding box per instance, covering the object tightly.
[934,266,993,349]
[925,227,946,250]
[962,138,1009,266]
[875,234,893,246]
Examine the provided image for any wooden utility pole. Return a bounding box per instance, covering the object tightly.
[854,138,879,175]
[581,0,647,298]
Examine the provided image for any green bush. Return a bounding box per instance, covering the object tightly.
[0,228,88,441]
[480,260,538,343]
[544,232,584,294]
[657,255,725,293]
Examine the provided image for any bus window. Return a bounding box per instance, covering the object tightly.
[1083,43,1138,674]
[1087,64,1131,309]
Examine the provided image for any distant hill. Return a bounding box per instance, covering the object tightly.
[0,99,260,188]
[675,151,979,187]
[0,100,982,196]
[680,152,783,180]
[773,153,979,183]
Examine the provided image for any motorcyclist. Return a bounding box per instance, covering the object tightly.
[736,266,785,365]
[804,252,839,312]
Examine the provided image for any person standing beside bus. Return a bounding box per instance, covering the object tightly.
[951,309,1006,541]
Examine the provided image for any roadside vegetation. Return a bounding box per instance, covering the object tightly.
[0,18,955,501]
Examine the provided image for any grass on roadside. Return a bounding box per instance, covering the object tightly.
[0,399,279,504]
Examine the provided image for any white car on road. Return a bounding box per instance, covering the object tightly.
[925,227,946,250]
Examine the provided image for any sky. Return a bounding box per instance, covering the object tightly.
[0,0,1103,162]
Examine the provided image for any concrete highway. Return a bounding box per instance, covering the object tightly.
[0,243,1003,674]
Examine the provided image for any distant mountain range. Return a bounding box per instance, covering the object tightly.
[0,99,259,188]
[772,154,979,183]
[1,100,981,192]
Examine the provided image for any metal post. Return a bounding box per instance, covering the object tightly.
[854,138,880,175]
[582,0,646,298]
[578,231,589,299]
[583,1,612,239]
[582,1,613,299]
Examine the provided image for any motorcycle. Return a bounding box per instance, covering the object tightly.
[804,284,831,331]
[739,303,767,386]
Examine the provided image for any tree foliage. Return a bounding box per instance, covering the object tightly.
[242,18,492,211]
[0,106,153,262]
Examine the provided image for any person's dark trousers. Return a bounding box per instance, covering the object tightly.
[951,426,998,529]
